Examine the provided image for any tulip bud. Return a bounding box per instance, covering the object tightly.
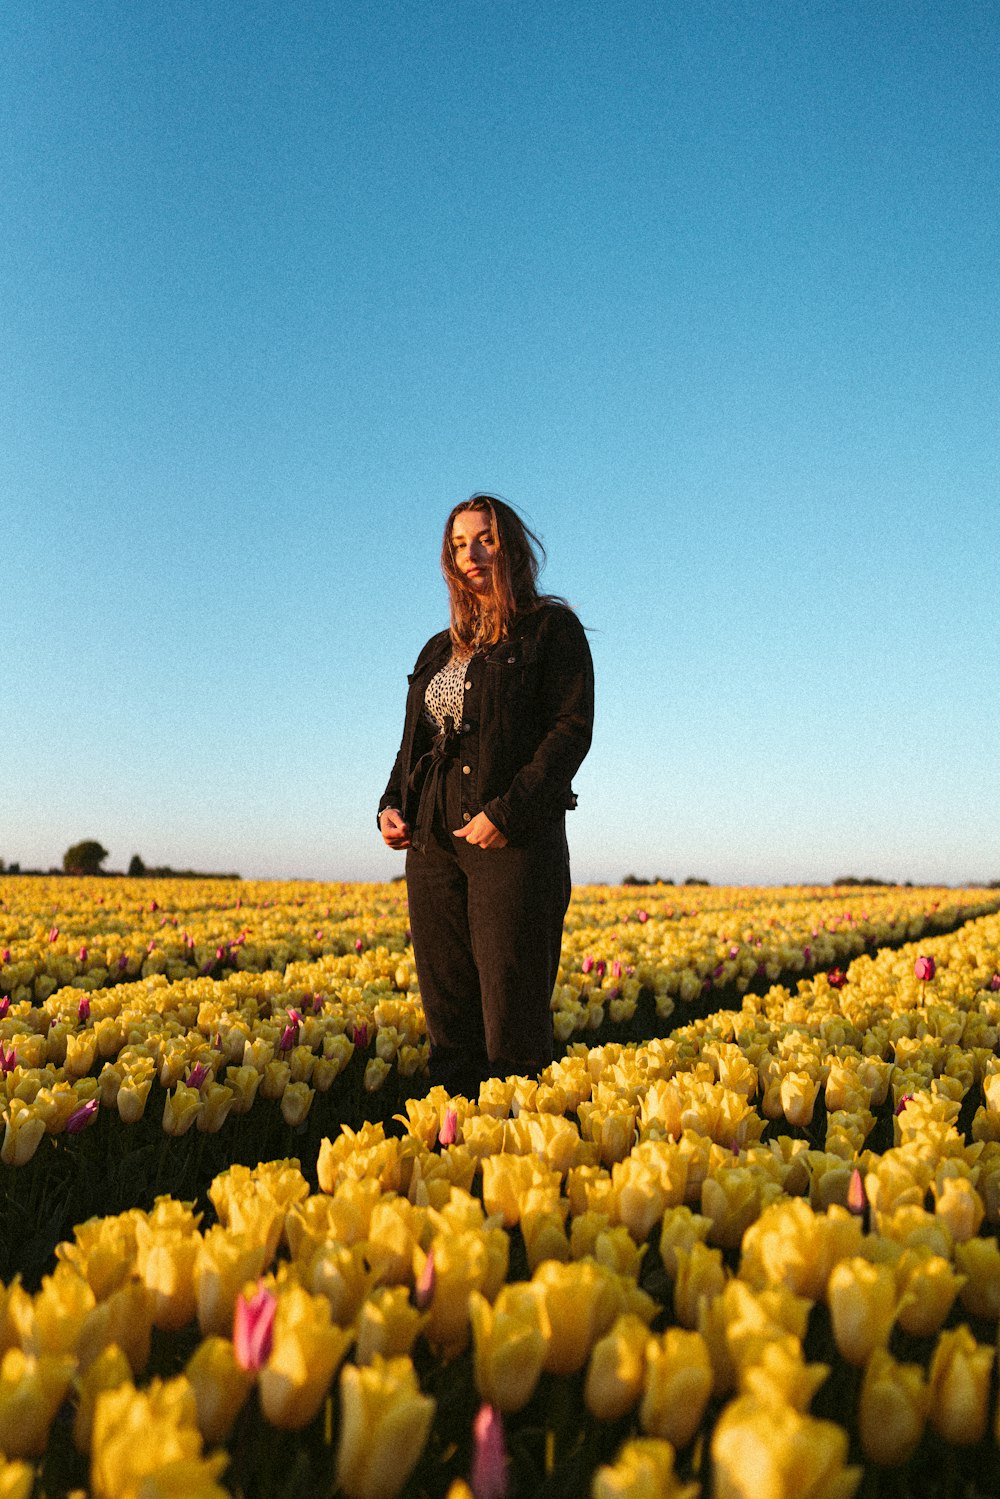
[232,1283,276,1371]
[66,1099,99,1135]
[913,955,936,981]
[471,1404,507,1499]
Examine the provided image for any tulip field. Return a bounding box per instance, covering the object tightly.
[5,878,1000,1498]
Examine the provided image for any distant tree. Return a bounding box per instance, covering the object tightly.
[0,858,5,873]
[683,876,710,886]
[128,854,147,877]
[63,840,109,876]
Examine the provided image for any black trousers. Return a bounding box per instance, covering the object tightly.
[405,761,571,1098]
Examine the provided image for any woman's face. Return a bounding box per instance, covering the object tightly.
[451,509,498,593]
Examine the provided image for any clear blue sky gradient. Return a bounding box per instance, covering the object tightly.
[4,1,997,885]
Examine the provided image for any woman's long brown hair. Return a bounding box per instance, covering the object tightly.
[441,494,566,650]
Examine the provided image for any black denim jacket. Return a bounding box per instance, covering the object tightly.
[379,604,594,849]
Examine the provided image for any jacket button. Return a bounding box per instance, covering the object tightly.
[462,811,471,822]
[464,681,472,690]
[507,656,515,664]
[462,765,471,774]
[462,722,470,732]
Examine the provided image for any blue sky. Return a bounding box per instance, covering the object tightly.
[4,0,997,885]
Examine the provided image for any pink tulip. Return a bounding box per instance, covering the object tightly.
[0,997,9,1019]
[827,969,847,989]
[186,1062,208,1090]
[990,974,1000,992]
[354,938,364,953]
[278,1025,297,1052]
[895,1093,914,1116]
[0,1044,17,1075]
[77,997,91,1023]
[581,956,594,974]
[315,929,324,940]
[637,910,648,923]
[67,1099,99,1134]
[48,926,59,943]
[439,1108,458,1147]
[312,994,323,1013]
[287,1009,302,1028]
[847,1167,866,1217]
[471,1405,507,1499]
[78,946,88,962]
[352,1023,369,1050]
[147,939,157,953]
[149,900,158,912]
[117,954,128,970]
[611,959,622,979]
[913,955,936,981]
[233,1283,277,1371]
[1,948,10,963]
[415,1250,436,1310]
[594,959,606,979]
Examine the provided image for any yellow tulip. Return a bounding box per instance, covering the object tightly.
[533,1260,622,1376]
[194,1226,270,1337]
[184,1336,255,1444]
[953,1236,1000,1319]
[928,1325,994,1445]
[894,1248,964,1336]
[279,1080,314,1128]
[521,1207,570,1271]
[826,1257,899,1366]
[354,1286,425,1365]
[90,1376,229,1499]
[0,1348,75,1457]
[584,1313,650,1421]
[740,1199,864,1300]
[658,1205,712,1277]
[334,1356,435,1499]
[858,1348,930,1466]
[712,1394,861,1499]
[161,1082,201,1137]
[135,1212,202,1333]
[224,1065,262,1115]
[469,1283,550,1413]
[673,1242,727,1330]
[77,1280,153,1377]
[592,1437,700,1499]
[779,1070,821,1127]
[20,1263,95,1357]
[116,1072,152,1123]
[639,1327,712,1447]
[932,1176,984,1242]
[195,1082,236,1134]
[73,1343,132,1454]
[1,1101,46,1167]
[258,1284,353,1429]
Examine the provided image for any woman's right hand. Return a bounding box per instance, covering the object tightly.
[379,808,411,849]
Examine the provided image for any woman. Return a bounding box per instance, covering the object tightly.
[378,495,594,1098]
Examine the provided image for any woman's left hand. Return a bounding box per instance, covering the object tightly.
[452,812,508,848]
